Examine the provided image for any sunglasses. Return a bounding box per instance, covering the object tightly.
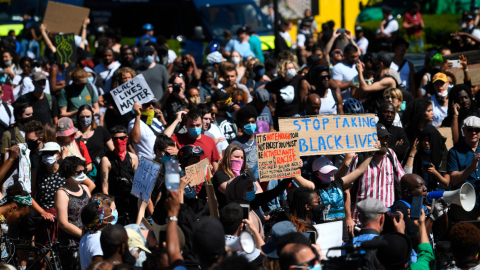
[74,169,87,175]
[142,102,156,107]
[219,98,232,103]
[384,95,397,100]
[320,75,331,80]
[112,136,127,141]
[292,257,319,269]
[466,128,480,133]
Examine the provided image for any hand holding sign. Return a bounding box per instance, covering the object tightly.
[110,74,155,115]
[131,157,162,202]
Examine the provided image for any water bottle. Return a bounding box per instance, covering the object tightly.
[164,160,180,191]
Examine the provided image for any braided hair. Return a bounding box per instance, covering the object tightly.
[288,187,316,232]
[402,98,432,144]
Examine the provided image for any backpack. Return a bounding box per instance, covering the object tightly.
[66,84,95,107]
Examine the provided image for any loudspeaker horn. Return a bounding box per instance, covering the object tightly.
[427,182,476,212]
[226,231,255,254]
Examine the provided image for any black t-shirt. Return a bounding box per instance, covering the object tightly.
[265,75,302,117]
[81,126,111,166]
[36,168,66,209]
[16,93,59,125]
[215,113,238,143]
[211,170,231,210]
[383,200,418,241]
[316,178,349,241]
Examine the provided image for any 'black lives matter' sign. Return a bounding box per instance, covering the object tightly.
[110,74,154,115]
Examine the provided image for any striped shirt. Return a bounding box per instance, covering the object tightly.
[348,149,405,222]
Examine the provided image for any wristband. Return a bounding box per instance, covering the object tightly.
[454,115,458,117]
[464,68,469,72]
[166,216,178,223]
[409,155,415,158]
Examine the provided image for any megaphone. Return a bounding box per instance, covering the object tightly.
[226,231,255,254]
[426,182,476,212]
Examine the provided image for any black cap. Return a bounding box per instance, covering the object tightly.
[377,123,392,138]
[178,145,204,164]
[301,20,311,28]
[355,25,363,32]
[211,89,231,103]
[306,54,320,66]
[376,233,412,268]
[382,5,392,14]
[193,217,227,259]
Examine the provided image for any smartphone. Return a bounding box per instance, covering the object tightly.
[338,28,346,34]
[240,204,250,219]
[448,59,461,68]
[306,231,317,244]
[410,196,423,219]
[388,211,400,222]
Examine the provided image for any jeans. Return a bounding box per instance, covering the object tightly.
[408,37,424,53]
[21,39,40,58]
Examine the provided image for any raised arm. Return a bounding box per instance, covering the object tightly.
[129,102,142,144]
[79,18,89,50]
[324,29,341,63]
[39,24,56,53]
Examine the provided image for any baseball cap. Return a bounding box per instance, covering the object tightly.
[40,142,61,153]
[253,62,265,70]
[355,25,363,32]
[126,228,151,254]
[142,23,154,30]
[211,90,231,103]
[301,20,311,28]
[357,198,389,215]
[193,217,227,259]
[261,221,308,258]
[236,26,247,36]
[464,116,480,128]
[432,73,448,83]
[465,14,474,21]
[252,88,269,103]
[376,233,412,268]
[206,51,224,64]
[141,97,158,105]
[32,72,47,81]
[312,157,337,174]
[178,145,204,164]
[56,117,77,137]
[143,46,155,55]
[377,123,392,138]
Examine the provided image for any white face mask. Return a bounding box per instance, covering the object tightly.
[231,57,241,65]
[286,68,296,79]
[42,154,57,166]
[71,172,87,183]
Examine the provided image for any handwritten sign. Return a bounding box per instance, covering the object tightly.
[445,50,480,86]
[53,33,76,65]
[256,132,301,182]
[278,114,378,156]
[131,157,161,202]
[43,1,90,34]
[185,158,210,186]
[110,74,155,115]
[438,127,454,150]
[314,221,343,259]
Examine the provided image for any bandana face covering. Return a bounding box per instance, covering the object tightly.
[140,110,155,125]
[113,138,128,161]
[231,159,243,176]
[316,171,335,183]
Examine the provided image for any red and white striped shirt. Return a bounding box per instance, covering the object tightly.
[348,149,405,222]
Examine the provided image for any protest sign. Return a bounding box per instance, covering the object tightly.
[445,50,480,86]
[256,132,301,182]
[313,221,343,259]
[131,157,162,202]
[110,74,155,115]
[43,1,90,34]
[278,114,378,156]
[438,127,454,150]
[205,168,219,218]
[2,145,31,195]
[185,158,210,186]
[53,33,77,65]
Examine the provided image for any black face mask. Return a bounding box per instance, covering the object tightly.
[26,139,40,151]
[122,244,137,266]
[20,116,33,125]
[73,83,86,91]
[311,204,325,223]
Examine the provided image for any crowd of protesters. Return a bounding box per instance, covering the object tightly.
[1,2,480,270]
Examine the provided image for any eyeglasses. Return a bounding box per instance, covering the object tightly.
[466,128,480,133]
[74,169,87,175]
[219,98,232,103]
[112,136,127,141]
[384,95,397,100]
[142,102,156,107]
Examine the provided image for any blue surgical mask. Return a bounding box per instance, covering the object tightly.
[144,55,154,64]
[243,123,256,135]
[188,127,202,137]
[184,186,196,199]
[256,69,265,77]
[309,263,321,270]
[423,149,432,154]
[80,117,92,127]
[244,190,256,201]
[160,154,174,164]
[87,77,94,84]
[400,101,406,111]
[4,60,11,66]
[105,209,118,225]
[0,76,6,83]
[286,68,296,79]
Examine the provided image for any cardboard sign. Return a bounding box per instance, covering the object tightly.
[131,157,161,202]
[444,51,480,86]
[438,127,454,150]
[278,114,378,156]
[53,33,77,65]
[185,158,210,186]
[110,74,155,115]
[256,132,301,182]
[313,221,343,259]
[43,1,90,34]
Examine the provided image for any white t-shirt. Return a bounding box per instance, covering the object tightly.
[13,75,51,99]
[128,118,164,160]
[376,16,399,35]
[168,50,177,64]
[319,89,337,115]
[332,62,358,100]
[390,61,411,89]
[94,61,121,93]
[430,95,448,127]
[0,104,14,127]
[206,123,229,154]
[355,37,369,55]
[79,231,102,270]
[473,29,480,39]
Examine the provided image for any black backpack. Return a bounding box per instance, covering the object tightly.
[137,36,152,55]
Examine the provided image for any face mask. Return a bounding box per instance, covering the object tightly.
[122,244,137,266]
[113,138,128,161]
[104,209,118,225]
[42,154,57,166]
[311,204,324,223]
[26,139,40,151]
[286,68,296,79]
[231,159,243,176]
[4,60,11,66]
[243,190,256,201]
[140,110,155,125]
[236,102,244,107]
[400,101,407,111]
[73,83,86,91]
[184,186,196,199]
[316,171,334,183]
[256,69,265,77]
[365,78,374,85]
[20,116,33,125]
[188,97,200,105]
[423,149,432,154]
[188,127,202,137]
[87,77,94,84]
[0,76,6,83]
[231,57,241,65]
[243,123,256,135]
[80,117,92,127]
[309,263,322,270]
[71,172,87,183]
[160,154,174,164]
[97,27,104,32]
[144,55,154,64]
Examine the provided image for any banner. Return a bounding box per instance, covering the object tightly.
[256,132,301,182]
[131,157,161,202]
[53,33,77,65]
[438,127,454,150]
[445,51,480,86]
[110,74,155,115]
[313,221,343,259]
[278,114,378,156]
[43,1,90,34]
[185,158,210,186]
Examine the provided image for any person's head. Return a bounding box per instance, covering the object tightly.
[58,156,87,185]
[39,142,61,167]
[182,53,194,68]
[376,232,412,269]
[305,94,322,115]
[310,65,330,91]
[450,222,480,263]
[23,120,44,152]
[219,203,244,236]
[409,2,420,14]
[429,53,444,69]
[142,23,154,36]
[154,134,176,164]
[143,249,168,270]
[383,88,403,111]
[2,50,14,67]
[277,60,298,80]
[432,73,448,95]
[279,243,320,270]
[230,51,243,66]
[463,116,480,146]
[184,109,203,139]
[100,224,130,261]
[140,98,157,112]
[376,123,391,155]
[142,46,156,66]
[449,84,475,116]
[56,117,77,144]
[193,103,213,131]
[288,187,319,226]
[121,47,134,62]
[236,106,258,136]
[330,48,343,64]
[0,182,31,224]
[343,44,359,66]
[76,105,97,130]
[378,102,396,126]
[402,98,433,132]
[231,89,247,107]
[13,102,33,123]
[224,67,237,87]
[43,124,57,143]
[212,89,232,111]
[103,47,115,66]
[312,156,338,184]
[466,14,475,27]
[221,143,247,178]
[375,51,392,74]
[109,126,129,157]
[400,174,427,202]
[115,67,136,85]
[357,198,388,232]
[19,56,32,75]
[85,261,113,270]
[201,68,215,87]
[71,68,88,85]
[31,72,47,91]
[186,87,201,107]
[225,172,257,203]
[213,254,257,270]
[193,217,228,268]
[381,5,392,19]
[355,25,364,38]
[177,145,204,168]
[236,26,248,42]
[393,37,409,56]
[251,88,269,112]
[440,46,451,56]
[82,198,116,232]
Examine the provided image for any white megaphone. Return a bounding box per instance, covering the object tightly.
[426,182,476,212]
[226,231,255,254]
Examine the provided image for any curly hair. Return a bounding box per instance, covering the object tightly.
[23,120,43,138]
[114,67,136,83]
[143,249,168,270]
[401,98,432,142]
[450,222,480,261]
[288,187,316,232]
[220,143,247,178]
[5,182,30,208]
[277,59,299,78]
[444,84,477,127]
[236,104,258,124]
[58,156,86,180]
[90,193,114,206]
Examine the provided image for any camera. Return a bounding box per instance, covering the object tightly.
[172,83,181,94]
